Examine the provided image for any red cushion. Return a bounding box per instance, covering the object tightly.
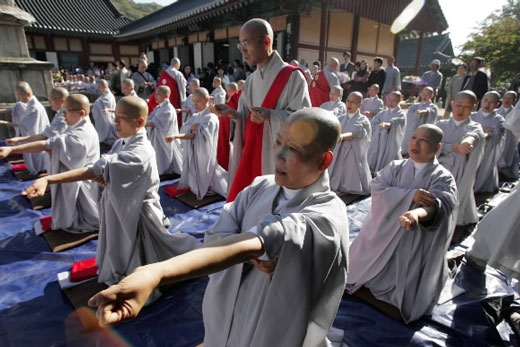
[70,257,98,282]
[40,216,53,231]
[164,183,190,198]
[11,163,27,172]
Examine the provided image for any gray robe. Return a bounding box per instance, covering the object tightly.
[320,99,347,117]
[230,51,311,184]
[10,96,50,174]
[347,158,458,323]
[367,107,405,173]
[360,96,384,117]
[42,108,68,138]
[497,106,518,179]
[91,90,117,145]
[401,101,438,155]
[210,86,226,105]
[203,172,349,347]
[467,186,520,279]
[92,128,200,285]
[178,108,228,199]
[471,110,505,193]
[436,117,485,225]
[146,100,183,175]
[328,110,372,195]
[45,117,100,231]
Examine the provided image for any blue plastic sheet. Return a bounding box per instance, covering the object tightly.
[1,158,519,346]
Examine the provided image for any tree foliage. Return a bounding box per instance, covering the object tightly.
[461,0,520,87]
[112,0,163,21]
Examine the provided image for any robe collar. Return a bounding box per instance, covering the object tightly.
[283,171,331,210]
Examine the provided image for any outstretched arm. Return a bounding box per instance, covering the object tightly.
[88,232,264,324]
[23,167,97,198]
[0,140,48,159]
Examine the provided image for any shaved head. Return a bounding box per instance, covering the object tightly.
[417,124,443,146]
[117,96,149,123]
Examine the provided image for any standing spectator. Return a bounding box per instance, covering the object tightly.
[382,56,401,102]
[367,57,386,98]
[461,57,489,104]
[340,50,355,77]
[444,63,467,118]
[132,61,156,100]
[183,65,196,95]
[421,59,443,99]
[351,60,370,96]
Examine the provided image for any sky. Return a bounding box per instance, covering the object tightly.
[134,0,508,55]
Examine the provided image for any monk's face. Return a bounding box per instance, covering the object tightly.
[502,93,517,108]
[451,96,475,122]
[155,90,167,104]
[480,94,499,113]
[122,83,132,96]
[114,104,140,138]
[329,89,340,102]
[49,95,64,112]
[345,94,361,114]
[63,101,85,126]
[192,93,209,112]
[238,25,269,67]
[15,90,30,103]
[408,128,437,163]
[273,119,322,189]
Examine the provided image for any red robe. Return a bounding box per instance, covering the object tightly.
[227,67,300,202]
[147,70,182,128]
[217,90,241,171]
[309,70,330,107]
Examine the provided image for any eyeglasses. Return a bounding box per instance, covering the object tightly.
[236,38,264,51]
[63,108,82,113]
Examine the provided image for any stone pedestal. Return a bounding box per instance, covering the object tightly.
[0,0,54,103]
[0,0,54,138]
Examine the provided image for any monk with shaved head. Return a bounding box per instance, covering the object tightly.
[88,107,349,347]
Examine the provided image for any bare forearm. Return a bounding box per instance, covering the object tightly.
[8,140,47,154]
[45,167,96,184]
[176,133,195,140]
[157,233,264,286]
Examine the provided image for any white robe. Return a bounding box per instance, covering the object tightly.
[436,117,485,225]
[210,86,226,105]
[10,96,50,174]
[472,110,505,192]
[92,128,200,285]
[203,172,349,347]
[360,96,384,117]
[497,106,519,179]
[328,110,372,195]
[146,100,182,175]
[401,101,438,155]
[367,107,405,173]
[45,117,100,231]
[347,158,458,323]
[320,99,347,117]
[466,186,520,279]
[91,90,117,145]
[178,108,228,199]
[42,108,68,138]
[230,51,311,183]
[181,95,196,124]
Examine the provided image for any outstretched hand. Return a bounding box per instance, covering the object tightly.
[0,146,12,159]
[88,265,161,325]
[412,188,436,207]
[250,258,278,276]
[22,177,48,198]
[399,210,420,231]
[210,104,237,119]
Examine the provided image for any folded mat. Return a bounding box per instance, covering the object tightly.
[159,172,180,182]
[63,277,107,310]
[339,193,368,206]
[14,170,47,182]
[175,191,225,209]
[29,190,51,210]
[42,229,99,252]
[164,183,190,198]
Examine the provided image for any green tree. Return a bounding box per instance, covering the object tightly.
[460,0,520,87]
[112,0,163,21]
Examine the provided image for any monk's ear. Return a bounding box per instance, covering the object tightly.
[318,150,333,171]
[136,117,145,127]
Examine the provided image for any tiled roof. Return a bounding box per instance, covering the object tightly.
[325,0,448,33]
[15,0,131,38]
[117,0,248,40]
[398,33,455,69]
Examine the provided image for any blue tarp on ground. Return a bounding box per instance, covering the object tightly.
[0,158,518,346]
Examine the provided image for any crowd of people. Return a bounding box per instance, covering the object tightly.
[1,16,520,346]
